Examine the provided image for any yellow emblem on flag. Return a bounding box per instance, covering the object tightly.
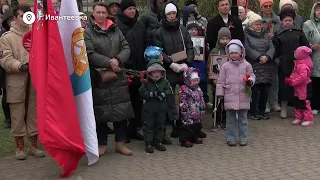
[71,28,88,76]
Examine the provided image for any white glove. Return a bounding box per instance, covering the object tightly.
[180,63,188,72]
[169,63,181,73]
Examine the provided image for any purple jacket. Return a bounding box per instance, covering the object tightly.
[216,40,255,110]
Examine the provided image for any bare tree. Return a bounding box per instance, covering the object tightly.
[77,0,83,11]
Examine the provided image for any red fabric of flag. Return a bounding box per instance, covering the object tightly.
[29,0,86,178]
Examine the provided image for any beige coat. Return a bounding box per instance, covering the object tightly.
[0,21,35,103]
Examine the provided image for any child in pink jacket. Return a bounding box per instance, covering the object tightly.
[284,46,314,127]
[216,39,255,147]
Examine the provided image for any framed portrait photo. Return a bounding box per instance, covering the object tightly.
[209,54,228,80]
[191,36,205,61]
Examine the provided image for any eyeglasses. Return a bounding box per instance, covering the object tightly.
[263,5,273,8]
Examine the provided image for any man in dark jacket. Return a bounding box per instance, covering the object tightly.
[153,1,194,142]
[117,0,149,142]
[0,8,12,128]
[139,0,167,43]
[84,2,133,156]
[207,0,244,50]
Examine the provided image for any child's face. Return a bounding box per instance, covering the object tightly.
[188,27,199,36]
[229,52,242,61]
[151,70,162,79]
[282,16,293,28]
[219,37,231,46]
[190,78,200,86]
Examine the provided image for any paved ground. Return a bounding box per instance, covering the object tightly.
[0,111,320,180]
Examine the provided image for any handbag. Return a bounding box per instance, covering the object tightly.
[100,70,118,82]
[170,28,187,63]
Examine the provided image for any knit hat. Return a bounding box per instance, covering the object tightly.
[185,0,197,6]
[279,0,293,10]
[228,44,242,54]
[238,6,245,12]
[260,0,273,8]
[165,3,177,14]
[147,63,165,73]
[280,7,296,20]
[120,0,136,12]
[217,27,231,41]
[190,72,199,80]
[292,1,298,11]
[246,11,262,26]
[186,20,201,30]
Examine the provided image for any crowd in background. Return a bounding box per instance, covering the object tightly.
[0,0,319,160]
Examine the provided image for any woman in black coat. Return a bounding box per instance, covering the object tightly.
[153,1,194,140]
[273,8,310,119]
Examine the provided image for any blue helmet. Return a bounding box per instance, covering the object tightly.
[144,46,163,61]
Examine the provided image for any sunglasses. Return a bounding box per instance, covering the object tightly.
[263,5,273,8]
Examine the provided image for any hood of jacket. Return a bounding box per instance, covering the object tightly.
[183,67,200,88]
[87,15,116,33]
[146,60,166,81]
[2,9,13,31]
[160,1,180,30]
[9,21,29,36]
[294,46,313,69]
[182,6,196,26]
[225,39,246,63]
[310,2,320,22]
[117,9,139,27]
[150,0,168,14]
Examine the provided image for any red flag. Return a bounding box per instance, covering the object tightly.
[29,0,86,177]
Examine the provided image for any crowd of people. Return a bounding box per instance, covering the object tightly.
[0,0,319,160]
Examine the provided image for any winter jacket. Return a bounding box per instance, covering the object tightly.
[303,2,320,78]
[153,1,194,85]
[179,67,206,125]
[244,27,275,84]
[139,60,173,101]
[139,0,168,43]
[207,14,245,50]
[273,24,309,101]
[0,21,35,104]
[84,16,134,123]
[259,12,281,36]
[116,10,149,72]
[289,46,313,100]
[216,40,255,111]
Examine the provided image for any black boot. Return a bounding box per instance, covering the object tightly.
[154,142,166,151]
[3,118,10,128]
[145,143,154,153]
[162,136,172,145]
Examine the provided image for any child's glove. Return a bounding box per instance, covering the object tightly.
[139,71,148,83]
[180,63,188,72]
[169,63,181,73]
[157,92,166,101]
[284,78,293,86]
[149,91,158,97]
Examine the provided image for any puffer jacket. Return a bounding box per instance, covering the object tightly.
[244,27,275,84]
[179,67,206,125]
[153,1,194,85]
[303,2,320,78]
[84,16,134,123]
[139,0,168,42]
[216,40,256,111]
[289,46,313,100]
